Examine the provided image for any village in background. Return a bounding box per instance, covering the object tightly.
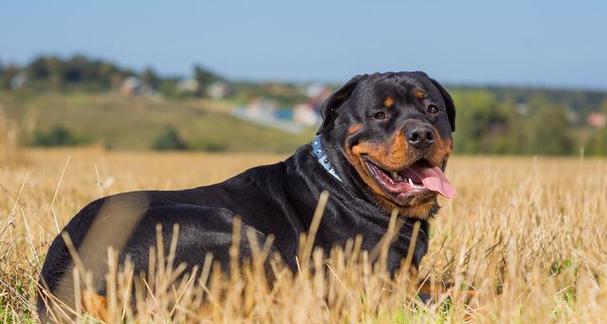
[118,70,330,134]
[1,54,607,155]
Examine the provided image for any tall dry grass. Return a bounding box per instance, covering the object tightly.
[0,149,606,322]
[0,104,22,166]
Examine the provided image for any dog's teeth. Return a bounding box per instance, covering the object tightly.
[408,178,414,187]
[391,172,404,182]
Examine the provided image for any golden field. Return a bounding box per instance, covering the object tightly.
[1,148,606,323]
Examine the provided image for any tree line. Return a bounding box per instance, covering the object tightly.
[0,54,222,97]
[452,89,607,155]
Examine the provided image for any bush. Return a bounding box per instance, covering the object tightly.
[153,127,189,151]
[192,139,227,152]
[31,126,89,147]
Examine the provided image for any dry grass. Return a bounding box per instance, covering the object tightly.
[1,148,606,323]
[0,105,24,166]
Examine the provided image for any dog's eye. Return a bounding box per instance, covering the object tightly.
[374,111,387,119]
[426,104,440,115]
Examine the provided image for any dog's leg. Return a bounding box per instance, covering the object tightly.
[82,292,109,321]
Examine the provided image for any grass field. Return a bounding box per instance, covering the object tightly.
[1,148,606,323]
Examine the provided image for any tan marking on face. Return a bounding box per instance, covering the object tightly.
[428,129,453,167]
[347,123,363,135]
[383,96,395,108]
[350,132,410,171]
[415,89,426,99]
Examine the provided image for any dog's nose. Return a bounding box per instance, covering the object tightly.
[406,124,434,149]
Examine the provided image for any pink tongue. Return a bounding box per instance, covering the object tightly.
[412,165,456,199]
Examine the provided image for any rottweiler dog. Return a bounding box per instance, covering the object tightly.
[37,71,456,321]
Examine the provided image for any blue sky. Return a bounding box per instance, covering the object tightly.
[1,0,606,89]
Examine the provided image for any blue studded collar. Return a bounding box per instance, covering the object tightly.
[311,135,342,181]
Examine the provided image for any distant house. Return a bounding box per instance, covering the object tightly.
[120,77,141,96]
[293,103,320,127]
[232,97,304,134]
[10,72,27,90]
[244,98,277,118]
[305,84,332,106]
[176,79,199,94]
[587,112,606,128]
[305,83,331,99]
[206,81,231,99]
[566,110,579,124]
[120,76,156,96]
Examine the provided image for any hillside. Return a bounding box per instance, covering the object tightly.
[0,92,315,153]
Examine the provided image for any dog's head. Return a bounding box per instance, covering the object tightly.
[318,72,456,219]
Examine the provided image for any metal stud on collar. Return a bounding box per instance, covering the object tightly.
[311,135,342,182]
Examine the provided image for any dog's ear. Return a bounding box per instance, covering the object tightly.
[429,78,456,132]
[317,74,367,134]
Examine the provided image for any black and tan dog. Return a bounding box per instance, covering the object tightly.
[38,71,456,321]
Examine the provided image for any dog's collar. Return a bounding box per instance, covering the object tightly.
[311,135,342,182]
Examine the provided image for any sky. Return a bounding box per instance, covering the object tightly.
[1,0,606,89]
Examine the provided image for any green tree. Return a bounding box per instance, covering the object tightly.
[0,64,18,90]
[141,67,160,89]
[525,96,575,155]
[27,56,63,91]
[452,89,507,154]
[32,126,89,147]
[193,64,221,97]
[158,78,179,98]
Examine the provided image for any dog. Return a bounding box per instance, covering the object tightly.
[37,71,456,321]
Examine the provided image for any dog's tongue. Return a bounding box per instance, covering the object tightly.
[411,165,456,198]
